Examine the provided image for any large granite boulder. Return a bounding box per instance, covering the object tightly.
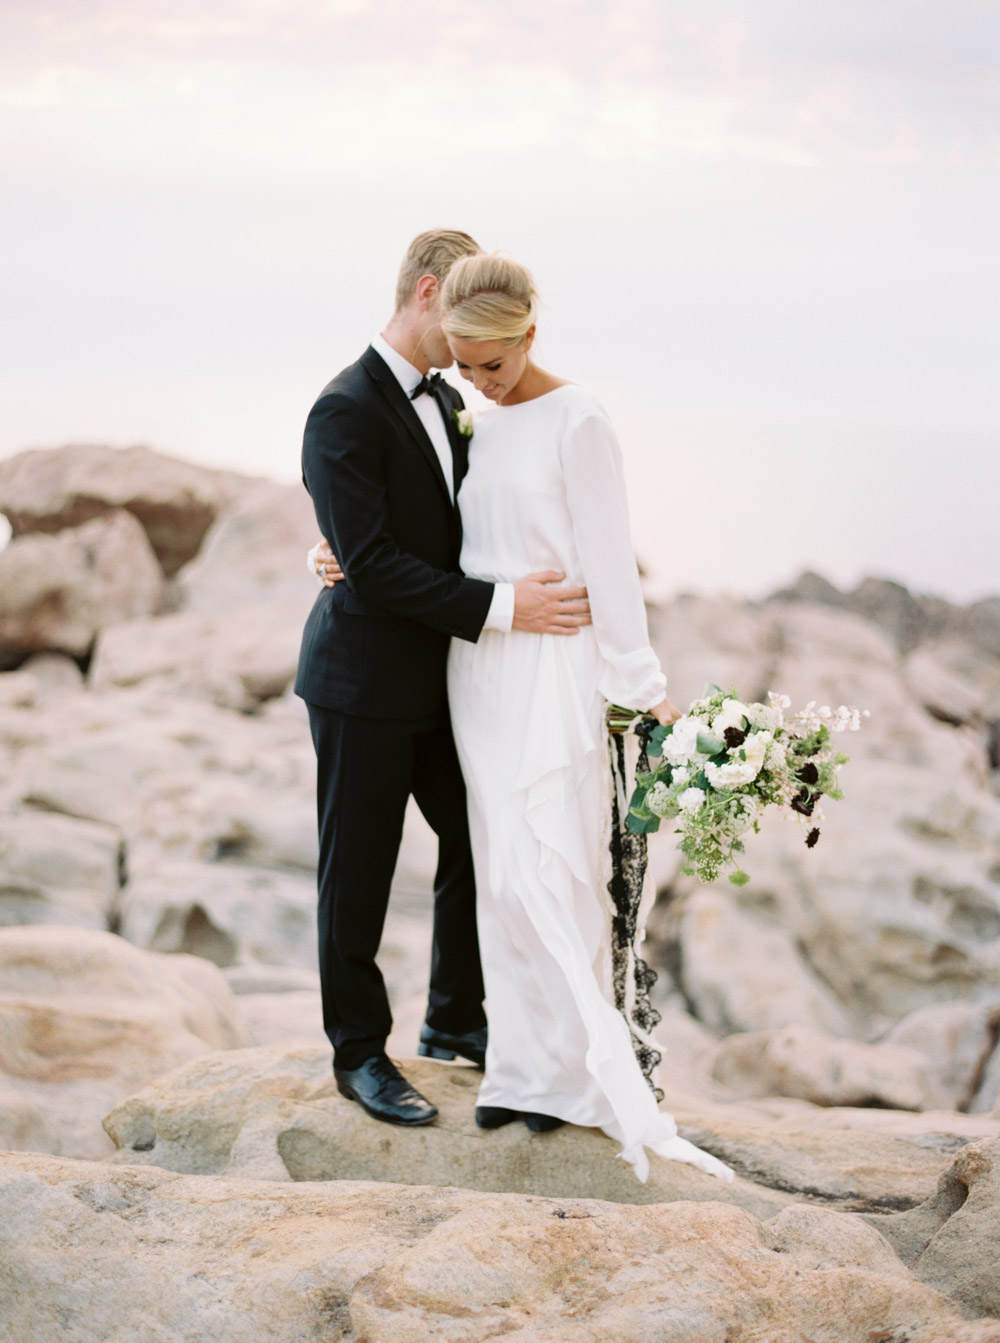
[89,603,308,710]
[176,477,320,616]
[0,810,122,930]
[118,860,318,970]
[101,1045,1000,1220]
[88,477,320,709]
[0,509,164,669]
[0,926,250,1159]
[0,443,236,575]
[4,1151,1000,1342]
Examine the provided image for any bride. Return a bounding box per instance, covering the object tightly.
[437,254,731,1182]
[316,253,732,1184]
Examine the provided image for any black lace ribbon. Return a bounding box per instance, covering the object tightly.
[607,728,663,1100]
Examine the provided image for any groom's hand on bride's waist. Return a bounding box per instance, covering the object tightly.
[512,571,591,635]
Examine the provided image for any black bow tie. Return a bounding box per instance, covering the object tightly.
[411,372,443,400]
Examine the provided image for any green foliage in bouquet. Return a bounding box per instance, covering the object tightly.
[608,686,864,886]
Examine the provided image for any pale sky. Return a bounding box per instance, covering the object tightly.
[2,1,998,600]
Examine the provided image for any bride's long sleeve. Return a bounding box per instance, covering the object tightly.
[561,406,667,711]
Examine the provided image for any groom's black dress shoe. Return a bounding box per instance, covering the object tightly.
[523,1112,566,1133]
[475,1106,520,1129]
[334,1055,438,1126]
[418,1024,487,1069]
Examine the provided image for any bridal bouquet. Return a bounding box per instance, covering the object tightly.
[607,687,867,886]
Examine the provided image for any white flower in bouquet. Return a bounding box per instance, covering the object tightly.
[646,781,672,816]
[712,699,750,736]
[704,758,758,788]
[745,703,777,733]
[663,716,703,766]
[742,731,771,771]
[765,737,787,771]
[678,786,706,813]
[722,793,760,836]
[671,766,691,787]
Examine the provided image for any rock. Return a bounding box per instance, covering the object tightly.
[90,602,310,710]
[770,568,851,610]
[19,714,197,830]
[0,443,236,575]
[17,651,86,695]
[0,670,39,709]
[849,576,936,654]
[710,1009,1000,1115]
[874,1138,1000,1320]
[224,965,322,995]
[670,888,854,1036]
[905,641,998,726]
[710,1024,936,1110]
[177,477,320,616]
[85,478,320,710]
[655,754,1000,1041]
[0,926,250,1158]
[648,593,775,706]
[118,860,317,970]
[235,990,327,1051]
[764,1202,911,1275]
[102,1045,787,1218]
[674,1104,990,1214]
[5,1151,1000,1343]
[0,810,121,930]
[2,686,317,867]
[0,510,165,668]
[884,1001,1000,1113]
[980,1043,1000,1116]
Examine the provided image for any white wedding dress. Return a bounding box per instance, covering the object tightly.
[447,384,733,1183]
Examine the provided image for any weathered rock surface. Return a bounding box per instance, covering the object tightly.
[711,1008,1000,1113]
[101,1044,1000,1224]
[0,442,236,575]
[88,476,320,708]
[118,860,317,969]
[177,476,320,616]
[711,1023,939,1110]
[0,926,250,1158]
[0,509,164,668]
[0,811,122,930]
[4,1150,1000,1343]
[103,1046,787,1216]
[872,1138,1000,1321]
[89,603,309,710]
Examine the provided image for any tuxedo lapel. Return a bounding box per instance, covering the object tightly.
[360,347,454,508]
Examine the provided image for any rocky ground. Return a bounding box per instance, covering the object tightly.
[1,443,999,1341]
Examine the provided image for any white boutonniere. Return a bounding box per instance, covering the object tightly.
[452,409,474,439]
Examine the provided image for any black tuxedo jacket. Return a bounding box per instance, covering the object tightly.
[295,346,494,720]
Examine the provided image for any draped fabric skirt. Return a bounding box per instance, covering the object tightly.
[447,627,733,1183]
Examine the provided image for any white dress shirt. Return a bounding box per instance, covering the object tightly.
[371,334,514,633]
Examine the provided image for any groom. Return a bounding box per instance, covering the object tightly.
[296,229,590,1127]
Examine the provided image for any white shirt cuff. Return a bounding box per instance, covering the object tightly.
[482,582,515,633]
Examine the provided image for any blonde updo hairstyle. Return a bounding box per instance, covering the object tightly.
[440,253,538,347]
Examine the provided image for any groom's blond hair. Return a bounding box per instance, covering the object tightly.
[394,230,481,311]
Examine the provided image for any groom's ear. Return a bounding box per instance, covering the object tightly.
[414,273,439,308]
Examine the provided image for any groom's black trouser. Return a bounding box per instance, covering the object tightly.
[307,701,486,1070]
